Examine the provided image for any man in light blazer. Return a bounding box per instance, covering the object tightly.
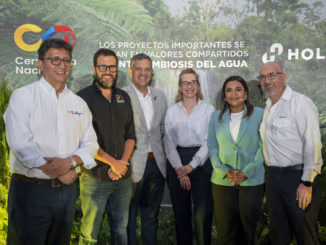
[123,53,167,245]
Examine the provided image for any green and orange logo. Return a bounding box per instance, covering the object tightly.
[14,24,76,52]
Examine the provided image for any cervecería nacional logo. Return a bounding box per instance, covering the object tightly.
[14,24,76,52]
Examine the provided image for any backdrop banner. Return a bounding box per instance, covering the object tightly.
[1,0,325,115]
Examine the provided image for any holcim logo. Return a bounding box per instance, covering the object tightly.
[262,43,325,63]
[14,24,76,52]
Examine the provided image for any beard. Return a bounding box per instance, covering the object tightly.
[94,73,117,89]
[262,83,277,98]
[262,87,277,99]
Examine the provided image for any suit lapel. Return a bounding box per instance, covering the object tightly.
[129,85,147,129]
[236,107,248,144]
[222,111,234,142]
[149,88,158,131]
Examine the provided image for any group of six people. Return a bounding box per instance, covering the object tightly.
[4,38,323,245]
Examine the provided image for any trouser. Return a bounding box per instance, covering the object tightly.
[265,165,322,245]
[79,174,132,245]
[212,183,264,245]
[127,156,165,245]
[7,176,76,245]
[167,146,213,245]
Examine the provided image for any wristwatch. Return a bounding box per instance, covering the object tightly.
[69,156,78,169]
[300,180,312,187]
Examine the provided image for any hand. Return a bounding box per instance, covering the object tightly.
[57,169,78,185]
[176,165,193,178]
[233,171,247,185]
[39,157,71,178]
[108,168,120,181]
[296,183,312,210]
[226,171,247,185]
[97,148,129,178]
[226,170,238,184]
[179,175,191,191]
[111,159,129,178]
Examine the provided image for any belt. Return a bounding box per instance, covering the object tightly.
[12,173,63,187]
[267,164,303,172]
[147,152,154,159]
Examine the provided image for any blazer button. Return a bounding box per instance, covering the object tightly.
[233,146,237,150]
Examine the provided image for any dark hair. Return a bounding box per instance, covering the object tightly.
[38,38,72,60]
[175,68,203,103]
[93,48,118,66]
[219,75,253,122]
[130,53,152,67]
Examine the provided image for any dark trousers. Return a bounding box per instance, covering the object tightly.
[212,183,264,245]
[7,176,76,245]
[266,166,322,245]
[167,146,213,245]
[127,157,165,245]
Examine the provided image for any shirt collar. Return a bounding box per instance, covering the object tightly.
[40,76,68,95]
[281,85,292,100]
[92,80,102,95]
[177,99,203,110]
[266,85,292,107]
[131,83,151,99]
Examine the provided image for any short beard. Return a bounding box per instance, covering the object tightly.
[262,89,276,99]
[94,74,117,89]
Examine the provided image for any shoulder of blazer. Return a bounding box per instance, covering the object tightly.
[121,84,132,93]
[210,109,222,125]
[150,87,165,98]
[252,106,264,120]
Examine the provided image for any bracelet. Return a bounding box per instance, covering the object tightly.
[69,156,77,169]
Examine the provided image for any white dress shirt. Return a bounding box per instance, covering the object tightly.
[4,76,99,179]
[132,83,153,131]
[260,85,323,182]
[165,100,215,169]
[132,83,154,152]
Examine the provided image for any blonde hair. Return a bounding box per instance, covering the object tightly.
[175,68,203,103]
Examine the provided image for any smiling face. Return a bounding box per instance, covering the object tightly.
[129,58,153,90]
[259,62,286,102]
[37,48,71,89]
[224,80,246,113]
[93,55,117,89]
[179,73,199,100]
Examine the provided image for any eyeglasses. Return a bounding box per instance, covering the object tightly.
[180,80,198,87]
[96,65,117,73]
[41,57,72,67]
[257,72,283,82]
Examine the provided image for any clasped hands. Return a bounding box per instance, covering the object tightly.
[96,148,129,181]
[107,159,129,181]
[176,164,193,191]
[38,157,77,185]
[226,170,247,185]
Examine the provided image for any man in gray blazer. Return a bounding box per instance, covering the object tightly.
[123,53,167,245]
